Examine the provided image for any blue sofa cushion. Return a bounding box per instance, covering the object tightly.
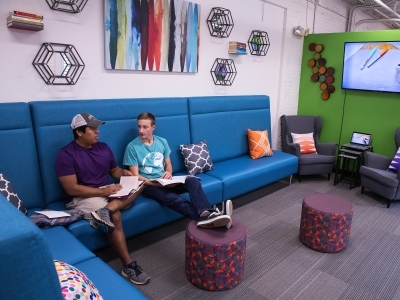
[55,260,103,300]
[180,140,214,175]
[0,173,27,214]
[75,258,148,300]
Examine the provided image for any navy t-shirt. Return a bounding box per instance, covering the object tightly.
[55,141,118,201]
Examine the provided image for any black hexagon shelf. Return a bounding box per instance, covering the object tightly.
[248,30,270,56]
[207,7,234,38]
[210,58,237,86]
[46,0,88,13]
[32,42,85,85]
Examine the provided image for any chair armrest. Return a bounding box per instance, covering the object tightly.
[284,135,301,156]
[363,151,392,170]
[316,142,338,156]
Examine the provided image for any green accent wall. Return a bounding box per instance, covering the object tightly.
[298,30,400,157]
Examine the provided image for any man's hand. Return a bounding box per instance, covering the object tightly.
[161,171,172,179]
[122,169,132,176]
[101,184,122,196]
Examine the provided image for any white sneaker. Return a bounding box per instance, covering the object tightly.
[225,200,233,229]
[197,208,231,228]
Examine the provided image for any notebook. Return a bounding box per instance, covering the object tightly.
[342,131,372,150]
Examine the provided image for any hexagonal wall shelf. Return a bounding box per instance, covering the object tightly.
[210,58,237,86]
[206,7,234,38]
[46,0,88,13]
[248,30,270,56]
[32,43,85,85]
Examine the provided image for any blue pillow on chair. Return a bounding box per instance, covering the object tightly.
[388,147,400,173]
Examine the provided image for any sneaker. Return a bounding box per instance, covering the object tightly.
[225,199,233,229]
[122,261,151,285]
[91,208,115,234]
[197,208,231,229]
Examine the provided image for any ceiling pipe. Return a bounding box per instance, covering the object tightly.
[355,17,400,29]
[372,0,400,17]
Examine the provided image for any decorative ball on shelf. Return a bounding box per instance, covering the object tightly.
[46,0,88,13]
[207,7,234,38]
[248,30,270,56]
[210,58,237,86]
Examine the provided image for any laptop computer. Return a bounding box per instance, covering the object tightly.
[342,131,372,150]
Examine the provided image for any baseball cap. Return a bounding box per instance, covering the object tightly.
[71,113,105,129]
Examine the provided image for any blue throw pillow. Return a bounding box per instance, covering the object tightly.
[388,147,400,173]
[180,140,214,175]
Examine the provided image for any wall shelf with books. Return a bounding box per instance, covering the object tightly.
[7,11,44,32]
[228,41,248,55]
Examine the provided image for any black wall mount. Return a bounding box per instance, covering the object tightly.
[210,58,237,86]
[206,7,234,38]
[33,42,85,85]
[46,0,88,13]
[248,30,270,56]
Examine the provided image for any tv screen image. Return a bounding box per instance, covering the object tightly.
[342,41,400,93]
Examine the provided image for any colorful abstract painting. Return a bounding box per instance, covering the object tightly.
[104,0,200,72]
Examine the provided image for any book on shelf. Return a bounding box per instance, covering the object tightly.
[108,176,145,199]
[228,41,247,54]
[7,21,44,31]
[7,15,44,25]
[150,175,200,186]
[13,11,43,19]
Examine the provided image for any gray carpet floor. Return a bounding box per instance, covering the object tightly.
[96,175,400,300]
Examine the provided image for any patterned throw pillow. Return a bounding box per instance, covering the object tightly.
[247,129,273,159]
[55,260,103,300]
[291,132,318,154]
[388,147,400,173]
[180,140,214,175]
[0,173,27,214]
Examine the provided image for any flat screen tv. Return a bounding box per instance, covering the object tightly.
[342,41,400,93]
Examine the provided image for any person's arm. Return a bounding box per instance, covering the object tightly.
[128,165,163,187]
[58,174,122,198]
[109,166,132,180]
[161,157,173,179]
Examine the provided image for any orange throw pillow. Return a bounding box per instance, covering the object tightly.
[247,129,273,159]
[291,132,317,154]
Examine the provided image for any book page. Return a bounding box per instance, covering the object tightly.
[109,176,138,197]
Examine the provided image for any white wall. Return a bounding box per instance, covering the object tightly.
[0,0,389,148]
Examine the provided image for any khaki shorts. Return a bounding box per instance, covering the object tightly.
[66,197,109,220]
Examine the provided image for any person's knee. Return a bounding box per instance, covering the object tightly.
[111,210,122,224]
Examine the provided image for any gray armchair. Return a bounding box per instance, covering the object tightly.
[360,127,400,208]
[280,115,338,182]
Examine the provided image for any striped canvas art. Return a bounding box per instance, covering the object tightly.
[104,0,200,72]
[291,132,318,154]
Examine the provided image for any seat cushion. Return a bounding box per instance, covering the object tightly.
[298,153,336,165]
[360,166,398,188]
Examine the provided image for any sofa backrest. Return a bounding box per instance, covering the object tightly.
[30,98,190,206]
[0,102,45,209]
[188,95,271,163]
[0,194,63,299]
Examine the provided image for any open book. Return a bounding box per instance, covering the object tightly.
[108,176,145,199]
[150,175,200,186]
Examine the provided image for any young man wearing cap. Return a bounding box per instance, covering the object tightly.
[123,112,233,229]
[55,113,150,285]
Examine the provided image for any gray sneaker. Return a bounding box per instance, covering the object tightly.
[197,208,231,229]
[122,261,150,285]
[91,208,115,234]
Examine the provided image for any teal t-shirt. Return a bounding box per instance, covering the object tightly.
[123,135,171,179]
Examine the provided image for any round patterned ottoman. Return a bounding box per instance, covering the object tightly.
[300,194,354,253]
[185,219,247,291]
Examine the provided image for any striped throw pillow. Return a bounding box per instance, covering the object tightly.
[388,147,400,173]
[247,129,273,159]
[291,132,318,154]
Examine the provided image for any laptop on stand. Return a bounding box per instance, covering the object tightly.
[342,131,372,151]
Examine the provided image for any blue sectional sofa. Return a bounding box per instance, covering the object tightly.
[0,95,297,299]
